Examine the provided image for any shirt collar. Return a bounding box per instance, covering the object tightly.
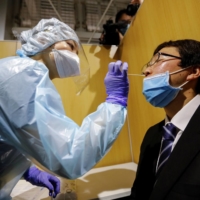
[165,95,200,131]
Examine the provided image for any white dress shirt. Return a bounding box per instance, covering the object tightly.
[156,95,200,171]
[167,94,200,151]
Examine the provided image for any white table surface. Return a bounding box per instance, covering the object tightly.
[11,162,137,200]
[77,162,137,200]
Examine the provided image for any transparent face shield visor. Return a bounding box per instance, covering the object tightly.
[73,44,90,95]
[50,41,90,95]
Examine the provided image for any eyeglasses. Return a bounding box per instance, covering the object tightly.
[142,52,182,73]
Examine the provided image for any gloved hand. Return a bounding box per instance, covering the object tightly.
[104,60,129,107]
[23,166,60,198]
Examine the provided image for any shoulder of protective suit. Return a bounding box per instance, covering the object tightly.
[0,56,48,83]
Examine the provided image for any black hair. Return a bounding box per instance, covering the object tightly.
[154,39,200,93]
[115,9,130,23]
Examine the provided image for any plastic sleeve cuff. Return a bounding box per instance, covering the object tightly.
[106,96,127,107]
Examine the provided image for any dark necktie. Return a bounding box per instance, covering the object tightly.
[156,123,177,176]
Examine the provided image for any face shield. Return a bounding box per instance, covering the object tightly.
[72,44,90,95]
[51,42,90,95]
[17,18,90,95]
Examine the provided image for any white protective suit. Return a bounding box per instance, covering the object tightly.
[0,55,127,199]
[0,17,127,200]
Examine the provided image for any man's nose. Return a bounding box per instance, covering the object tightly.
[143,67,152,77]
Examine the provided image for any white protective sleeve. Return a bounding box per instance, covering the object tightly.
[0,56,127,180]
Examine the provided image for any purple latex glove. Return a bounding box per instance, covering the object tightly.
[104,60,129,107]
[23,166,60,198]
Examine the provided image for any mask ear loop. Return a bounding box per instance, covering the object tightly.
[178,80,189,89]
[170,66,193,75]
[170,66,193,89]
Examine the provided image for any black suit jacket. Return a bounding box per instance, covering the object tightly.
[129,105,200,200]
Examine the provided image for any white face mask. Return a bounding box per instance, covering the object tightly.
[52,49,80,78]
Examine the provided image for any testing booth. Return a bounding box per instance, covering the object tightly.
[1,0,200,199]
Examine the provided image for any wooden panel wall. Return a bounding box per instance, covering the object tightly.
[0,41,18,58]
[117,0,200,163]
[0,42,133,168]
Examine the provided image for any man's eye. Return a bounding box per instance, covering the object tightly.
[156,59,163,63]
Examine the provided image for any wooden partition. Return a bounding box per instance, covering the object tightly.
[117,0,200,162]
[0,42,133,168]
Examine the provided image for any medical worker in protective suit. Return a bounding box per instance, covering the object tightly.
[0,18,129,200]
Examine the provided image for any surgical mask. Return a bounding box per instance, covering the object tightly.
[143,68,190,107]
[52,49,80,78]
[119,24,130,35]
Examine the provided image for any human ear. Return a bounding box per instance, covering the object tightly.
[186,66,200,81]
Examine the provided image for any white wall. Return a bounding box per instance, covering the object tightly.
[0,0,7,40]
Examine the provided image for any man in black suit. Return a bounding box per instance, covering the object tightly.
[119,39,200,200]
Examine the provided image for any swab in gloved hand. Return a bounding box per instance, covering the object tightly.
[104,60,129,107]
